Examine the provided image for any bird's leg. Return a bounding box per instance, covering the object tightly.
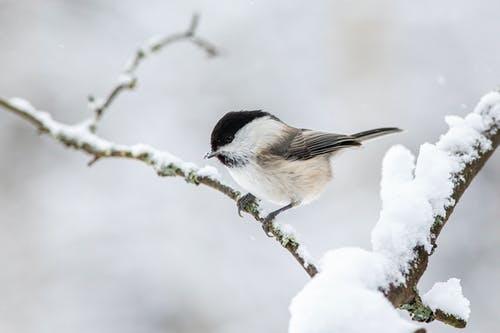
[237,193,257,217]
[262,202,297,237]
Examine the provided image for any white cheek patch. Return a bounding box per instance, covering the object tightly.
[219,116,286,157]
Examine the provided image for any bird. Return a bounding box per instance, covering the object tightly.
[206,110,401,235]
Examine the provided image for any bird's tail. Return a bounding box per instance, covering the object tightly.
[351,127,402,142]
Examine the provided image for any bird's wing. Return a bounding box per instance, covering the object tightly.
[281,129,361,161]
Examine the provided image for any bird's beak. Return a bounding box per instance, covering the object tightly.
[204,151,219,159]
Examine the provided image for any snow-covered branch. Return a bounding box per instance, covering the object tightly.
[381,92,500,324]
[1,12,498,332]
[0,16,318,278]
[289,91,499,332]
[3,91,497,332]
[0,98,317,278]
[87,14,217,129]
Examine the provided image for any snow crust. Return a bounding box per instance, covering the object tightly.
[117,73,135,86]
[289,91,499,333]
[196,165,222,179]
[296,245,314,269]
[10,97,36,113]
[371,143,461,271]
[373,91,499,276]
[289,248,418,333]
[273,221,314,268]
[422,278,470,320]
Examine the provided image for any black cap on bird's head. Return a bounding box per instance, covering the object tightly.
[208,110,274,154]
[205,110,278,166]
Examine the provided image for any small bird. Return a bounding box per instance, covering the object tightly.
[206,110,401,235]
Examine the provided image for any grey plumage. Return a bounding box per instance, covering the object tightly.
[274,127,401,161]
[207,111,402,218]
[350,127,402,141]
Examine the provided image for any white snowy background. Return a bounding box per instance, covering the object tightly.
[0,0,499,332]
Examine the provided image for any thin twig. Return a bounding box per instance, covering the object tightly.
[88,13,218,128]
[87,155,101,166]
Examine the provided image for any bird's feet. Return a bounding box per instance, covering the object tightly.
[260,202,297,238]
[261,212,278,238]
[237,193,257,217]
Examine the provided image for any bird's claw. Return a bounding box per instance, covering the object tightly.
[237,193,257,217]
[261,214,276,238]
[236,193,275,237]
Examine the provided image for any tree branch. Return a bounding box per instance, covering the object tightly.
[0,96,317,277]
[400,289,467,328]
[289,94,498,333]
[1,92,497,329]
[384,92,500,327]
[0,15,317,278]
[87,13,218,129]
[2,13,498,331]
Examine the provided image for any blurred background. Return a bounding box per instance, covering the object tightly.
[0,0,498,332]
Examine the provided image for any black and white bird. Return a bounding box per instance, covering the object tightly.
[206,111,401,234]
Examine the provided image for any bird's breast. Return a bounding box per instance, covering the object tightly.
[228,156,332,206]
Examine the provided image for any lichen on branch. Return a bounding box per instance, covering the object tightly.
[0,93,317,278]
[289,91,499,333]
[1,14,499,332]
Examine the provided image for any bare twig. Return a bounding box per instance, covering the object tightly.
[87,155,101,166]
[88,13,218,128]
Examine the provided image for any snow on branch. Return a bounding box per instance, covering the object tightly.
[1,97,222,180]
[0,16,318,278]
[383,92,499,319]
[1,89,498,333]
[289,91,499,333]
[1,12,499,332]
[422,278,470,326]
[87,14,217,128]
[0,97,317,279]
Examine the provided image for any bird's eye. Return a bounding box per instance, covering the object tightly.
[225,135,234,143]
